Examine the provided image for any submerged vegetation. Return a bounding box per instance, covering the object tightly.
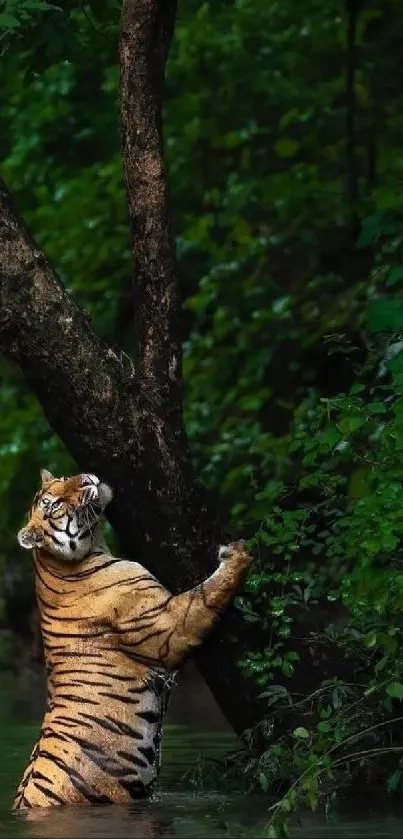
[2,0,403,830]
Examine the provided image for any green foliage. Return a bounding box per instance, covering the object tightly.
[0,1,61,34]
[219,214,403,822]
[2,0,403,827]
[168,0,403,823]
[0,0,126,628]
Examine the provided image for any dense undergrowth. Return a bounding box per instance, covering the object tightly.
[189,220,403,831]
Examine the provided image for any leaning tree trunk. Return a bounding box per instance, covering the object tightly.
[0,0,262,734]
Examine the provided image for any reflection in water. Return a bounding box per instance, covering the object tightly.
[4,672,403,838]
[13,797,403,839]
[294,813,403,838]
[19,803,173,839]
[12,793,270,839]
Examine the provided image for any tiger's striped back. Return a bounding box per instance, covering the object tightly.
[14,470,252,809]
[14,553,176,808]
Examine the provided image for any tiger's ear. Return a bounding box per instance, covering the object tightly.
[18,527,36,550]
[40,469,54,484]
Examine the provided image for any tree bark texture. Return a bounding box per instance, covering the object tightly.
[0,0,262,735]
[119,0,181,424]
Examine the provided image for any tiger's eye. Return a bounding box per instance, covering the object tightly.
[50,500,63,513]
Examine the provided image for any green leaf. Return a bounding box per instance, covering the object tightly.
[268,823,290,839]
[258,684,289,700]
[282,660,294,677]
[369,298,403,333]
[386,266,403,287]
[357,212,397,247]
[0,13,20,28]
[365,631,378,648]
[367,401,386,414]
[259,771,269,792]
[386,682,403,700]
[274,139,299,158]
[293,727,310,739]
[388,352,403,377]
[387,769,402,793]
[338,415,365,434]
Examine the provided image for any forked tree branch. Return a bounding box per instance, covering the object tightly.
[0,6,264,734]
[119,0,181,420]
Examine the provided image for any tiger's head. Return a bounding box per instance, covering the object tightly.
[17,470,113,562]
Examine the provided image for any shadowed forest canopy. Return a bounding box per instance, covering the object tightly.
[2,0,403,817]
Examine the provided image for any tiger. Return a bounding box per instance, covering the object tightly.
[13,469,252,809]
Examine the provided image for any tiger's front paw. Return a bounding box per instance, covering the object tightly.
[218,540,252,568]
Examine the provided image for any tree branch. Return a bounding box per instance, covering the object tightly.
[0,0,267,736]
[0,174,261,735]
[0,178,136,462]
[119,0,181,420]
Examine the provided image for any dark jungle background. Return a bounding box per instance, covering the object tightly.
[2,0,403,826]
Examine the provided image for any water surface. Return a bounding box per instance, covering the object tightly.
[1,670,403,838]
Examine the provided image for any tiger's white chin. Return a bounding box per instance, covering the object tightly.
[49,535,96,563]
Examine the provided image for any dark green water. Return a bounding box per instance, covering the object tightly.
[2,678,403,838]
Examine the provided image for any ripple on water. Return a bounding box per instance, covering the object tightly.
[2,682,403,838]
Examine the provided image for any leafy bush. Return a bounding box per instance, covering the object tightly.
[203,215,403,829]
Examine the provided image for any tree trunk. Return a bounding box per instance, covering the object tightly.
[0,0,262,735]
